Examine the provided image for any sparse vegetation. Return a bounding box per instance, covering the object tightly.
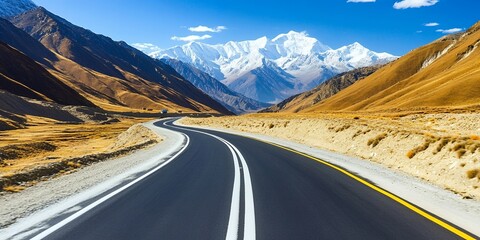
[67,161,82,168]
[335,124,351,132]
[468,143,480,153]
[406,150,416,159]
[268,123,275,129]
[367,133,387,147]
[0,142,57,160]
[457,149,467,158]
[466,169,479,179]
[3,185,26,193]
[448,139,480,158]
[407,138,435,159]
[433,137,451,154]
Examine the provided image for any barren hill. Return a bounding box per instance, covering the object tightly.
[304,21,480,113]
[0,41,94,107]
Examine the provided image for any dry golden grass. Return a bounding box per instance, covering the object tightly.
[0,117,152,177]
[407,141,431,159]
[3,185,26,192]
[466,169,479,179]
[471,135,480,141]
[368,133,387,147]
[303,21,480,113]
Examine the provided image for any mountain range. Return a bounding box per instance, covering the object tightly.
[161,59,270,114]
[262,65,382,113]
[144,32,398,103]
[0,4,231,115]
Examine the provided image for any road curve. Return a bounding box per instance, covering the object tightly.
[32,118,476,240]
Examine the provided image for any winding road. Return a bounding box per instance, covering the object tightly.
[30,118,476,240]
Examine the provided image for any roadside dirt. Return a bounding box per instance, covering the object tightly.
[0,119,161,192]
[182,113,480,200]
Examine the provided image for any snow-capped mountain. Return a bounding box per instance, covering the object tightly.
[162,59,271,114]
[0,0,36,18]
[146,31,398,103]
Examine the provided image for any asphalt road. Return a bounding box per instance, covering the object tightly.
[34,118,476,240]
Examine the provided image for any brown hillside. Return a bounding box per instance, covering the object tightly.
[10,8,231,114]
[262,65,381,113]
[304,21,480,113]
[0,18,57,66]
[0,41,94,107]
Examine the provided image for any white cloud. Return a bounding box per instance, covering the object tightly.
[347,0,376,2]
[131,43,162,54]
[188,25,227,33]
[171,34,212,42]
[436,28,463,34]
[393,0,439,9]
[424,22,439,27]
[416,30,423,33]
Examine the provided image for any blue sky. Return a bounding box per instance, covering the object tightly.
[33,0,479,55]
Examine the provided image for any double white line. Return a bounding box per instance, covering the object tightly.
[223,138,256,240]
[24,119,255,240]
[167,121,256,240]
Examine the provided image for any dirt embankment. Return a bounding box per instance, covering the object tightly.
[182,113,480,200]
[0,122,161,192]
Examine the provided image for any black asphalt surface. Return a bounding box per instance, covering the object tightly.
[43,118,473,240]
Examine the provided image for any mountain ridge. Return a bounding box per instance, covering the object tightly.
[162,59,270,114]
[144,31,397,103]
[9,7,232,114]
[261,65,382,113]
[0,0,36,18]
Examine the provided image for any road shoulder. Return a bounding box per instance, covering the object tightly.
[0,119,185,237]
[177,120,480,237]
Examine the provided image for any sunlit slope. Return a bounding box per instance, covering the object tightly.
[304,21,480,113]
[10,8,231,114]
[262,66,380,113]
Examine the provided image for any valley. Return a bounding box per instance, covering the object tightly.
[1,0,479,239]
[146,32,397,103]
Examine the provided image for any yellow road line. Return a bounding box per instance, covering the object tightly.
[255,138,476,240]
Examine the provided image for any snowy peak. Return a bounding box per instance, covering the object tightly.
[272,31,330,56]
[0,0,36,18]
[141,31,398,103]
[324,42,397,70]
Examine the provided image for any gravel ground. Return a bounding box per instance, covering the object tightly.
[0,119,184,238]
[177,121,480,237]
